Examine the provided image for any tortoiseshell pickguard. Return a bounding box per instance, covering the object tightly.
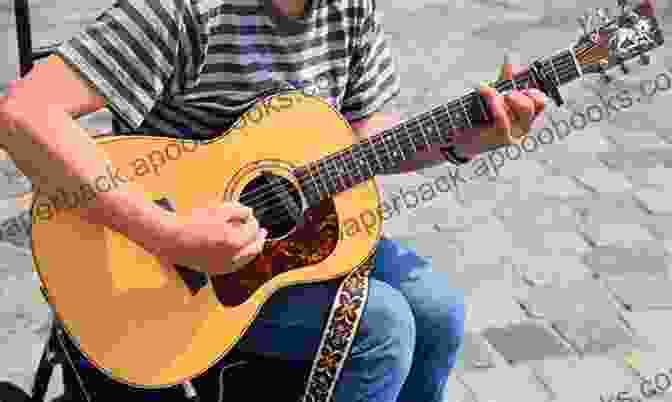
[210,198,340,306]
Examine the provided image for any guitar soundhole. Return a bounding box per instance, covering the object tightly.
[238,173,304,240]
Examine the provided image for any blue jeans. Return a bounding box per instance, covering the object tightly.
[235,237,465,402]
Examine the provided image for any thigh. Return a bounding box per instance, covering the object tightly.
[372,237,465,337]
[234,279,340,361]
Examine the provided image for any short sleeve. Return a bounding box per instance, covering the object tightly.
[55,0,204,128]
[341,2,401,122]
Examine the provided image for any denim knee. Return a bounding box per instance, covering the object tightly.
[350,279,416,376]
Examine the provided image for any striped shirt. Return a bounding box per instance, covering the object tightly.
[55,0,401,140]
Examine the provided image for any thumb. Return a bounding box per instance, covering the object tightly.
[498,52,514,81]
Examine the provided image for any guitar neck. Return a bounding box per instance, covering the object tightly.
[296,47,583,207]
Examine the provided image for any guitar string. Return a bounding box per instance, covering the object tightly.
[242,54,580,220]
[245,55,580,222]
[243,54,578,213]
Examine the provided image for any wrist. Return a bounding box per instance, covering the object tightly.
[80,188,180,256]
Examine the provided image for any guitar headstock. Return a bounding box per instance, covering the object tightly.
[572,0,665,80]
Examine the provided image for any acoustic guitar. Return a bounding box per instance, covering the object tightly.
[29,0,664,388]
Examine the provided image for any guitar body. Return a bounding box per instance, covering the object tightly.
[30,91,382,387]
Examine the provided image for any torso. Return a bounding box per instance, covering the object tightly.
[116,0,368,140]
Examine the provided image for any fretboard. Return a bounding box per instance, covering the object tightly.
[297,47,582,207]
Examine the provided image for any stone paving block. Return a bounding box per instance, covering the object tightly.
[532,356,640,402]
[582,244,670,277]
[518,278,638,355]
[520,278,616,319]
[621,345,672,383]
[458,365,550,402]
[507,227,591,258]
[393,194,489,234]
[482,157,548,184]
[481,321,573,365]
[622,311,672,355]
[644,215,672,241]
[0,208,32,249]
[0,331,51,395]
[572,166,634,194]
[457,331,498,371]
[452,176,519,219]
[509,254,593,287]
[567,192,651,226]
[604,130,670,150]
[0,159,32,199]
[552,317,636,356]
[599,146,672,171]
[579,222,657,248]
[541,152,606,180]
[635,187,672,214]
[448,217,517,268]
[540,120,614,156]
[443,374,476,402]
[604,273,672,312]
[516,173,589,199]
[494,196,581,233]
[462,279,529,332]
[623,164,672,189]
[0,255,52,337]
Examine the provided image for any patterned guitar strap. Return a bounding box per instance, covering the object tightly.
[300,256,374,402]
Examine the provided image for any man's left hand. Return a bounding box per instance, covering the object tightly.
[451,57,547,158]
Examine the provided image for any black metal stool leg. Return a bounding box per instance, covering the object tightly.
[30,324,60,402]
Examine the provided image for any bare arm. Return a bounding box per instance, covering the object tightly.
[0,55,176,255]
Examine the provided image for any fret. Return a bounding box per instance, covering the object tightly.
[458,97,473,128]
[323,157,340,194]
[547,57,561,87]
[338,151,355,185]
[367,137,384,173]
[418,119,431,149]
[475,92,490,123]
[442,104,458,145]
[428,110,443,144]
[569,48,582,78]
[355,143,374,178]
[390,130,406,160]
[404,122,418,153]
[353,146,369,180]
[380,133,394,165]
[308,163,326,200]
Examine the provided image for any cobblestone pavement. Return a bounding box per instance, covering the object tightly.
[1,0,672,401]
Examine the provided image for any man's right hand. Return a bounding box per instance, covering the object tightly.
[155,201,268,276]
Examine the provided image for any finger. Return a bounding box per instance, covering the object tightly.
[230,229,267,268]
[225,204,255,222]
[498,53,514,81]
[504,92,536,132]
[523,88,547,122]
[478,85,510,131]
[233,217,261,249]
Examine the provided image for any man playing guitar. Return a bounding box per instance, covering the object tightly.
[0,0,545,400]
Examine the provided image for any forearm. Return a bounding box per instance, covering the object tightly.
[0,98,175,254]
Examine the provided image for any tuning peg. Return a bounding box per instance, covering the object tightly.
[639,53,651,65]
[577,16,589,34]
[596,7,610,21]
